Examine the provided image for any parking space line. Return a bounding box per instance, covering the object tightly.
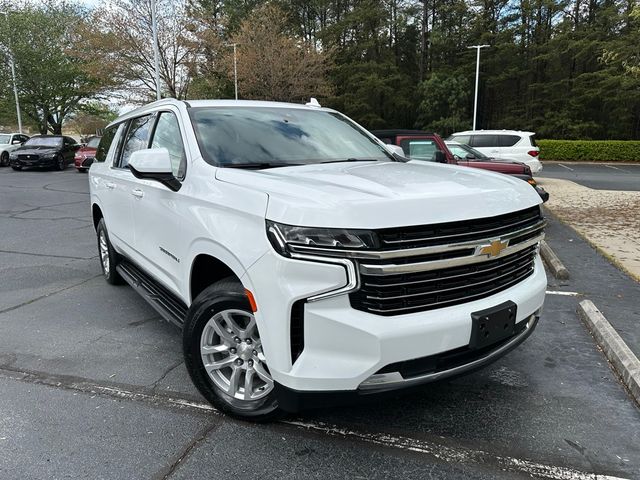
[604,165,624,171]
[0,366,629,480]
[558,163,574,171]
[546,290,580,296]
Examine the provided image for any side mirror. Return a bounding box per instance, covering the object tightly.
[465,153,476,160]
[128,148,180,191]
[385,144,406,157]
[12,139,21,145]
[434,151,447,163]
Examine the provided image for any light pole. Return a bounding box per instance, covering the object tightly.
[150,0,161,100]
[0,10,22,133]
[225,43,239,100]
[467,44,489,131]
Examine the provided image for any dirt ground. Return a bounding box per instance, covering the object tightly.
[537,177,640,280]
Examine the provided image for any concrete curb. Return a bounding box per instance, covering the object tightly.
[578,300,640,406]
[540,240,570,280]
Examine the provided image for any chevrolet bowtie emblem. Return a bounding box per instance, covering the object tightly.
[480,239,508,257]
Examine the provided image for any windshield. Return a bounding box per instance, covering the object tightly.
[0,134,10,145]
[86,137,101,148]
[189,107,392,167]
[447,143,487,159]
[24,137,62,147]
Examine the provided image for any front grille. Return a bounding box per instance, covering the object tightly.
[376,206,541,249]
[349,207,543,316]
[18,154,40,161]
[81,156,95,167]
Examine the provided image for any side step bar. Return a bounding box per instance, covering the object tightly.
[116,260,188,328]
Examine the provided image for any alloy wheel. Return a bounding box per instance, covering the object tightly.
[200,309,273,401]
[99,229,110,276]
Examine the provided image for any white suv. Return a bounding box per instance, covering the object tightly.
[89,99,546,420]
[447,130,542,173]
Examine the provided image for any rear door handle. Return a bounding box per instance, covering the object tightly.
[131,188,144,198]
[106,182,116,190]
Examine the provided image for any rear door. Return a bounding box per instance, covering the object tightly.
[131,110,189,295]
[468,134,498,156]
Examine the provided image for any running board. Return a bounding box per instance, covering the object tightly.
[116,260,188,328]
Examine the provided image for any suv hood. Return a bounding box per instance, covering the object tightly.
[216,161,541,228]
[13,146,59,156]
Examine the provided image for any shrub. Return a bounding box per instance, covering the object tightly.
[538,140,640,162]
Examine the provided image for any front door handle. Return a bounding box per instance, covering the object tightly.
[106,182,116,190]
[131,188,144,198]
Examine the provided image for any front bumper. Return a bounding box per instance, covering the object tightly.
[11,157,57,168]
[244,250,546,395]
[274,313,539,412]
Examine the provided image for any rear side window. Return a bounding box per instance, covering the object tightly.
[95,126,118,163]
[399,139,441,161]
[450,135,470,144]
[470,135,497,148]
[496,135,521,147]
[119,115,154,168]
[529,135,538,147]
[151,112,187,180]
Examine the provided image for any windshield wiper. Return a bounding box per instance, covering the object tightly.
[320,158,379,164]
[222,163,303,170]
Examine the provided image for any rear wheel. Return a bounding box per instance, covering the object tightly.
[96,218,123,285]
[183,279,281,421]
[76,168,87,173]
[56,155,66,171]
[0,152,8,167]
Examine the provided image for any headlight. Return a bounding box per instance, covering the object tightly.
[266,220,378,256]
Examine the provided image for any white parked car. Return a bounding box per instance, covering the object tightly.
[0,132,30,167]
[89,99,546,420]
[447,130,542,173]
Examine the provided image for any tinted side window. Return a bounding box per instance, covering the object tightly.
[95,126,118,163]
[470,135,496,148]
[399,139,441,161]
[496,135,521,147]
[529,135,538,147]
[150,112,187,180]
[119,115,154,168]
[450,135,470,145]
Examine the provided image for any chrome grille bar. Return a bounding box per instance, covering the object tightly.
[359,233,543,276]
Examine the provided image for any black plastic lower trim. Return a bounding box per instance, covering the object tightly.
[274,315,539,413]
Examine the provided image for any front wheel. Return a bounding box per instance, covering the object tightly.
[11,165,21,171]
[56,155,66,171]
[0,152,8,167]
[183,279,281,421]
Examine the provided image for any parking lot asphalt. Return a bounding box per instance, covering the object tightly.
[539,162,640,190]
[1,167,639,479]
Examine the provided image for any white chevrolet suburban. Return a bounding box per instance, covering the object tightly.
[89,99,546,420]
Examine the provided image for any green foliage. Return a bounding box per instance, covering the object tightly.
[416,73,471,136]
[0,3,108,134]
[539,140,640,162]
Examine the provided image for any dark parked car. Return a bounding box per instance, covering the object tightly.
[75,136,101,172]
[9,135,80,171]
[372,130,548,202]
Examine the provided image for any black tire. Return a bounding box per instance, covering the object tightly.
[77,168,87,173]
[11,165,21,171]
[183,279,283,422]
[0,152,8,167]
[56,155,66,171]
[96,218,124,285]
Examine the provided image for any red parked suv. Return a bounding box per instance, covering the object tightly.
[372,130,548,201]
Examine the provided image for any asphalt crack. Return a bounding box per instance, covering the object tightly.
[0,274,101,316]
